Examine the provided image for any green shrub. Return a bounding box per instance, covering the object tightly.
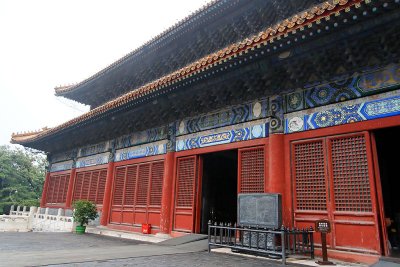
[72,200,98,226]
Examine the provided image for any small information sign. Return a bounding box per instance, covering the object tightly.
[315,219,331,233]
[315,219,334,265]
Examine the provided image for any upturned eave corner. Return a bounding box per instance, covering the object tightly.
[10,127,51,145]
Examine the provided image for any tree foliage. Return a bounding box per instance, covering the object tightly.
[0,145,46,214]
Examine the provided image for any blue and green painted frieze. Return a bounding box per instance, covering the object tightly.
[49,150,75,164]
[285,90,400,133]
[77,141,111,158]
[49,160,73,172]
[284,64,400,113]
[176,119,269,152]
[115,140,167,162]
[176,99,269,136]
[115,126,167,150]
[76,152,110,168]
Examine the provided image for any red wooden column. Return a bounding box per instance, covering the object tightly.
[40,171,51,207]
[160,152,175,233]
[100,160,115,226]
[268,133,285,194]
[65,168,76,208]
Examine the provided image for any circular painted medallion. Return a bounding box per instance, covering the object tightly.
[288,117,304,132]
[158,144,164,153]
[177,140,185,151]
[252,102,262,118]
[178,121,185,134]
[251,125,263,138]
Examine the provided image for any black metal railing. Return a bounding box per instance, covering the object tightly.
[208,221,314,265]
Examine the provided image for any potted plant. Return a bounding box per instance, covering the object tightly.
[72,200,98,234]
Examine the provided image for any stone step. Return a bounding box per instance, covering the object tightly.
[85,226,169,243]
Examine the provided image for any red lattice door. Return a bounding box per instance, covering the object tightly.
[292,132,380,254]
[292,138,332,246]
[238,147,265,193]
[173,156,199,232]
[110,161,165,228]
[327,133,379,253]
[110,166,127,223]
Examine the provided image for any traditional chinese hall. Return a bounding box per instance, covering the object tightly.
[12,0,400,263]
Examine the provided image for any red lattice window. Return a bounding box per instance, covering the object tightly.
[73,169,107,204]
[52,177,60,202]
[150,162,164,206]
[57,175,66,203]
[124,166,137,206]
[330,135,372,212]
[46,177,56,203]
[176,157,196,207]
[96,170,107,204]
[239,147,265,193]
[73,173,84,200]
[88,172,99,202]
[113,167,126,206]
[80,172,91,200]
[136,164,150,206]
[61,175,70,203]
[46,174,70,204]
[293,140,327,211]
[62,176,68,203]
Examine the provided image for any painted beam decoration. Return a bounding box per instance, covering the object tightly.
[75,152,110,168]
[176,100,268,136]
[115,140,167,162]
[77,141,110,158]
[176,119,269,151]
[285,90,400,133]
[50,160,73,172]
[285,64,400,113]
[115,126,167,149]
[49,150,75,164]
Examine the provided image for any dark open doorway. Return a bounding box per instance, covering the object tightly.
[375,126,400,257]
[199,150,238,234]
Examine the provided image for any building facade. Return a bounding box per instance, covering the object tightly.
[12,0,400,263]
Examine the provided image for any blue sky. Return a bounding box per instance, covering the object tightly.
[0,0,210,146]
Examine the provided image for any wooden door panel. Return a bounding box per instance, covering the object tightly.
[327,133,380,253]
[148,210,161,227]
[292,139,333,247]
[173,156,197,232]
[110,161,164,226]
[110,167,126,224]
[238,147,265,193]
[334,218,377,252]
[292,132,380,254]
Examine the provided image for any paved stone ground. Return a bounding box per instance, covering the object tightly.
[0,232,144,252]
[0,232,287,267]
[51,251,285,267]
